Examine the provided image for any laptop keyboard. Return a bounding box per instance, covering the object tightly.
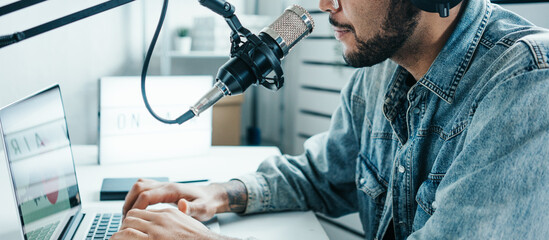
[26,221,60,240]
[86,213,121,240]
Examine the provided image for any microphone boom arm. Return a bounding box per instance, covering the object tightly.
[0,0,135,49]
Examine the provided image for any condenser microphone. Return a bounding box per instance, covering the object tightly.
[184,4,315,122]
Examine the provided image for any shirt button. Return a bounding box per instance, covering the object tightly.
[359,178,366,185]
[413,108,420,114]
[398,165,405,173]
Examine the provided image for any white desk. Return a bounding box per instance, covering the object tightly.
[0,145,328,240]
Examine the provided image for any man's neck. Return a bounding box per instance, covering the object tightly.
[391,2,464,81]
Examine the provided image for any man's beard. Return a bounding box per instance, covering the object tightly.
[331,0,420,68]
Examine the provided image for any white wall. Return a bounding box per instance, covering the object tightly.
[500,2,549,29]
[0,0,254,145]
[0,0,144,144]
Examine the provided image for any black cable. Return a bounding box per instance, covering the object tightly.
[141,0,195,125]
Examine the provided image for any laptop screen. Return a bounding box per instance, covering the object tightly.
[0,85,81,240]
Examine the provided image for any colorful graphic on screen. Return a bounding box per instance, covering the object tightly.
[0,86,80,240]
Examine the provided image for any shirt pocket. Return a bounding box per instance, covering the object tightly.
[418,120,468,141]
[413,174,444,231]
[356,154,388,202]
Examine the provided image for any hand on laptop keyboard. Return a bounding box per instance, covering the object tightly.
[117,178,247,239]
[111,208,227,240]
[122,178,226,222]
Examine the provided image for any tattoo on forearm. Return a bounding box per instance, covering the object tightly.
[223,180,248,213]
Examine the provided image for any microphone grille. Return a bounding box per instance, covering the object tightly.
[263,5,315,55]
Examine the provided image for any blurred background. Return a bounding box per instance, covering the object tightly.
[1,1,548,238]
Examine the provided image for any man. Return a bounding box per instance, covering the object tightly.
[112,0,549,239]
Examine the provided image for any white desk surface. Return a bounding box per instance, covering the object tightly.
[0,145,328,240]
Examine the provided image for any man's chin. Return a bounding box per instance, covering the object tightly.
[343,51,389,68]
[342,49,359,64]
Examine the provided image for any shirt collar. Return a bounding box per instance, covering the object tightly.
[416,0,492,104]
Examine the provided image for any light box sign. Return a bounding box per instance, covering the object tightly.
[99,76,213,164]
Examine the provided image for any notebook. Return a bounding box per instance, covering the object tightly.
[100,177,169,201]
[0,85,218,240]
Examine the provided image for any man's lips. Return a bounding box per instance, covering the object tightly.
[333,27,351,40]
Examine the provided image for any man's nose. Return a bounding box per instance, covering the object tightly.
[319,0,340,13]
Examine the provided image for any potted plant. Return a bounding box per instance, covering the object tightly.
[174,27,192,53]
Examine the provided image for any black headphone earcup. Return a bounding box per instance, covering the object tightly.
[410,0,463,17]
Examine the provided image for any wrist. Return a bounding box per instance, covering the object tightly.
[208,180,248,214]
[206,183,230,214]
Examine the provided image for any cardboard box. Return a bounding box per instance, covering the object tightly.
[212,94,244,145]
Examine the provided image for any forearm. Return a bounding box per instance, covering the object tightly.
[209,180,248,214]
[236,150,358,216]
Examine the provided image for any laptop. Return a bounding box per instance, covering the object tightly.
[0,85,121,240]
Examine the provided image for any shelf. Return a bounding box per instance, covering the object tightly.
[158,51,230,75]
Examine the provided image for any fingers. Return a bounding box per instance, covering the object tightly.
[123,179,172,217]
[125,208,156,222]
[123,179,159,216]
[120,215,151,232]
[130,186,176,212]
[131,208,211,237]
[110,228,148,240]
[177,199,211,221]
[178,198,205,217]
[122,179,215,222]
[147,207,209,223]
[178,198,190,215]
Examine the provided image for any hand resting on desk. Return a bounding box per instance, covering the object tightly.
[112,178,248,239]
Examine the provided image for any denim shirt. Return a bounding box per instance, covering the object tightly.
[237,0,549,239]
